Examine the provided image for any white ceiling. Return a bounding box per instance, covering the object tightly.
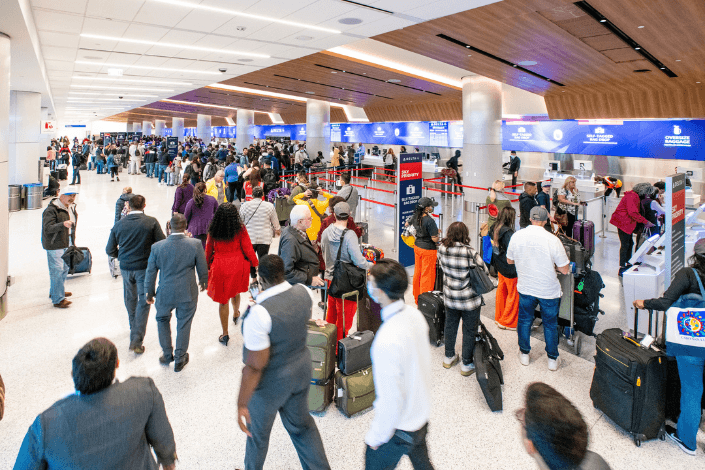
[26,0,501,122]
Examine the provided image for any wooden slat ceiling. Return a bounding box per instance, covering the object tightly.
[372,0,705,118]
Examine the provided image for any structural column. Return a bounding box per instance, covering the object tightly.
[172,117,184,141]
[132,122,142,133]
[236,109,254,152]
[306,99,330,162]
[154,119,166,137]
[142,120,153,136]
[197,114,211,143]
[461,75,503,189]
[0,33,10,317]
[9,91,41,186]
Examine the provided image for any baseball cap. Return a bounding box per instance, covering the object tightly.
[334,202,350,217]
[530,206,548,222]
[417,197,438,208]
[60,186,79,196]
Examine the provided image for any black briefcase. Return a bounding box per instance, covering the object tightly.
[337,291,374,375]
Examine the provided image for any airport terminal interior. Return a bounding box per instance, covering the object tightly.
[1,0,705,469]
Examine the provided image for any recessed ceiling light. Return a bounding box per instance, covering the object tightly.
[339,18,362,25]
[305,91,315,94]
[698,82,701,84]
[331,71,337,74]
[638,25,645,28]
[208,83,347,108]
[676,59,681,62]
[635,47,641,50]
[80,33,270,58]
[236,26,246,31]
[75,61,223,76]
[72,76,192,86]
[599,19,607,23]
[467,54,472,57]
[660,67,665,70]
[149,0,340,33]
[518,60,538,66]
[387,79,401,83]
[71,84,174,92]
[296,36,313,41]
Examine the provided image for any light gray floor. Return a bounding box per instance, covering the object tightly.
[0,170,702,469]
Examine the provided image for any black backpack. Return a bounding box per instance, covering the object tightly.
[262,169,279,193]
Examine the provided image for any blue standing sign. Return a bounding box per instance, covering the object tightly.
[396,153,423,267]
[167,137,178,161]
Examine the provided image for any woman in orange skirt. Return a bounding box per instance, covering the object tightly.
[490,206,519,329]
[410,197,440,304]
[205,203,258,346]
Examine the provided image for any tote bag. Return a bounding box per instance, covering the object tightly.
[329,229,367,298]
[665,268,705,358]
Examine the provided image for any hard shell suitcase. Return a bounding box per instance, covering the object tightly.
[335,366,375,417]
[418,291,445,346]
[109,256,121,278]
[589,308,667,446]
[307,320,337,412]
[572,209,595,258]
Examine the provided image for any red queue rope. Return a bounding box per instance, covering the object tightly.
[360,197,395,208]
[318,177,395,193]
[424,187,463,196]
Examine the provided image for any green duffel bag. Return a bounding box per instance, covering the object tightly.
[307,320,337,412]
[335,366,375,417]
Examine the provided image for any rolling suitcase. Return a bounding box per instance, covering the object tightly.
[307,320,337,412]
[572,208,595,258]
[358,288,382,334]
[57,168,68,180]
[418,291,445,346]
[72,247,92,274]
[558,233,589,274]
[335,366,375,417]
[589,308,667,446]
[475,322,504,412]
[109,256,121,278]
[337,292,374,375]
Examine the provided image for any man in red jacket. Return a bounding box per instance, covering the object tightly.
[609,182,655,277]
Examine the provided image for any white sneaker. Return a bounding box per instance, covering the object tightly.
[519,352,530,366]
[548,357,560,371]
[460,362,476,376]
[443,354,459,369]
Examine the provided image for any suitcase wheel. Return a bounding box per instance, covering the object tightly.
[573,335,582,356]
[634,437,641,447]
[436,339,442,347]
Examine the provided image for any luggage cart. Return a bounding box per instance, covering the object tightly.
[558,273,582,356]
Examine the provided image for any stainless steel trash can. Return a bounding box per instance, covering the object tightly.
[9,185,22,212]
[23,183,43,210]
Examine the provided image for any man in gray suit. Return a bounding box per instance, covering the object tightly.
[145,214,208,372]
[14,338,177,469]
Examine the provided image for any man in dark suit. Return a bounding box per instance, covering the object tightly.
[14,338,177,469]
[145,214,208,372]
[503,150,521,187]
[106,195,165,354]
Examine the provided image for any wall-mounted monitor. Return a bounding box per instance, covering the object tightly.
[547,160,560,172]
[574,160,593,171]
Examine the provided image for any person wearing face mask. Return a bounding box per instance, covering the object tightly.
[335,172,358,219]
[409,197,440,305]
[364,259,434,470]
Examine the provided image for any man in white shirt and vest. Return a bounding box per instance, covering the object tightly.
[506,206,570,371]
[237,254,330,470]
[365,259,434,470]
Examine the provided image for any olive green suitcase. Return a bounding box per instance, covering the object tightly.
[307,320,337,412]
[335,366,375,417]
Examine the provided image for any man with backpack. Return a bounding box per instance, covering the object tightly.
[261,158,280,199]
[336,173,358,220]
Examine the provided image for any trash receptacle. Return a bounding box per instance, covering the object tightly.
[23,183,43,210]
[8,185,21,212]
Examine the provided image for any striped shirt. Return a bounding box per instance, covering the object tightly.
[437,243,486,311]
[240,199,280,245]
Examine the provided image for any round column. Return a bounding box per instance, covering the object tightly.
[142,120,153,136]
[9,90,41,185]
[236,109,254,152]
[154,119,166,137]
[132,122,142,133]
[306,99,330,163]
[0,33,10,315]
[462,75,503,189]
[172,117,184,141]
[197,114,211,144]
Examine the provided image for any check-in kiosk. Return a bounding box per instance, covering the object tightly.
[623,233,666,335]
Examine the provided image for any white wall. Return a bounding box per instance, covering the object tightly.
[55,120,127,141]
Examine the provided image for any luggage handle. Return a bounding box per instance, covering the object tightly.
[341,290,361,335]
[633,307,660,341]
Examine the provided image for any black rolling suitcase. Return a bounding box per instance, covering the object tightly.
[337,292,374,375]
[589,308,667,446]
[475,322,504,411]
[418,291,444,346]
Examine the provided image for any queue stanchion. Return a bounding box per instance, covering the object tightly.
[475,202,483,252]
[599,196,607,238]
[363,184,368,221]
[392,191,398,253]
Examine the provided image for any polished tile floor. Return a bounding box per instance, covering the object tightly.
[0,169,702,469]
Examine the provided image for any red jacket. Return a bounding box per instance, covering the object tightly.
[610,191,653,234]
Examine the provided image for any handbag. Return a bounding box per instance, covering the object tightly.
[554,207,569,227]
[329,229,367,298]
[467,247,495,295]
[664,268,705,358]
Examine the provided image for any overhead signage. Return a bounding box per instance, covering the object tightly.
[396,152,423,267]
[448,121,463,148]
[665,173,687,287]
[64,125,86,128]
[429,121,448,147]
[41,121,56,133]
[503,119,705,160]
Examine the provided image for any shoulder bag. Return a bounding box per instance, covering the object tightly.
[329,229,367,298]
[664,268,705,358]
[466,246,496,295]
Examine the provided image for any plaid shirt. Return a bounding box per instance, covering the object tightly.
[437,243,486,311]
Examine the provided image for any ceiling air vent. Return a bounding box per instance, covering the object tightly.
[633,69,651,73]
[339,0,393,14]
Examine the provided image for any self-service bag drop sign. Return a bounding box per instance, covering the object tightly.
[396,153,423,267]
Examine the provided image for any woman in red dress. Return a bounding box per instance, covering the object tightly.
[205,203,258,346]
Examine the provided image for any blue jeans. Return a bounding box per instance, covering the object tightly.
[96,162,104,174]
[146,162,155,177]
[47,249,69,304]
[121,269,150,349]
[444,307,481,365]
[518,294,561,359]
[365,423,433,470]
[676,355,705,450]
[88,157,95,170]
[158,164,168,183]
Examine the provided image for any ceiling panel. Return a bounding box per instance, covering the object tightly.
[31,0,88,14]
[132,2,191,27]
[38,31,81,49]
[85,0,144,21]
[33,10,84,33]
[81,17,131,36]
[173,9,233,33]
